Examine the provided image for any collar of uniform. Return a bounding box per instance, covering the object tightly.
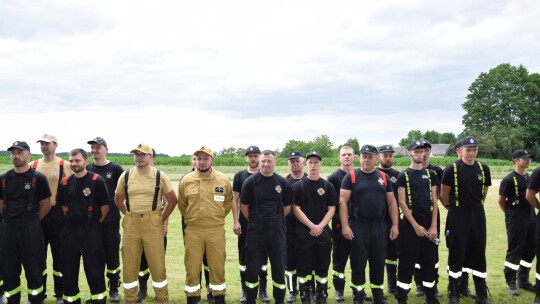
[196,168,215,179]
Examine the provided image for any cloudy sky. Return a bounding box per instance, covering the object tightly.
[1,0,538,156]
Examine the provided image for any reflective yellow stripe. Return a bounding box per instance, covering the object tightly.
[42,269,47,276]
[52,270,62,277]
[315,275,327,284]
[106,266,121,274]
[90,291,107,300]
[28,285,43,296]
[385,259,398,266]
[513,176,520,205]
[5,286,21,297]
[298,275,312,283]
[261,265,268,271]
[370,283,383,289]
[0,280,3,287]
[139,268,150,276]
[203,265,209,271]
[272,281,286,289]
[332,270,345,279]
[63,293,81,302]
[405,171,412,212]
[239,265,246,272]
[350,283,366,291]
[453,163,459,206]
[245,281,259,289]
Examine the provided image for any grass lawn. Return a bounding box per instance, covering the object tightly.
[2,165,538,303]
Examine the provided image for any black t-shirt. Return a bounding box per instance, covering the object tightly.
[426,163,444,181]
[528,167,540,192]
[341,169,393,220]
[500,170,532,214]
[0,169,51,219]
[233,169,254,193]
[397,168,440,216]
[293,177,337,227]
[87,161,124,222]
[286,173,307,186]
[240,172,292,218]
[58,172,109,226]
[327,169,348,223]
[378,167,400,200]
[441,160,492,207]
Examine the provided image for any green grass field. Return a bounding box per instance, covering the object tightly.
[1,164,538,303]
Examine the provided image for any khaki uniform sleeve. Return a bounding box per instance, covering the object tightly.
[223,178,233,216]
[178,176,187,215]
[115,172,126,195]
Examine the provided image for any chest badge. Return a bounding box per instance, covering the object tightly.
[477,175,483,181]
[83,188,91,197]
[275,185,282,193]
[24,182,31,190]
[317,188,325,196]
[378,178,385,186]
[106,172,112,179]
[215,187,224,193]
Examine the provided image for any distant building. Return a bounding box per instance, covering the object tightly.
[398,144,450,157]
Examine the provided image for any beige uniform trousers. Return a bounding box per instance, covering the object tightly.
[122,210,168,303]
[184,227,226,297]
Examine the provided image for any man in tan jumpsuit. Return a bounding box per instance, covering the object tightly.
[178,146,232,304]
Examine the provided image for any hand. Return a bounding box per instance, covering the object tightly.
[413,223,427,237]
[164,222,169,236]
[342,225,354,240]
[389,225,399,240]
[233,221,242,236]
[309,224,323,237]
[427,226,438,241]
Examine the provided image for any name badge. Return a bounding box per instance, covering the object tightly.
[214,195,225,202]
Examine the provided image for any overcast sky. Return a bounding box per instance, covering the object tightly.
[1,0,539,156]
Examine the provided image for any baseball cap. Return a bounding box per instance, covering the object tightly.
[306,151,322,161]
[245,145,261,155]
[87,137,107,147]
[379,145,394,153]
[512,150,535,160]
[7,141,30,152]
[420,138,432,148]
[408,140,424,151]
[130,143,153,155]
[36,134,58,143]
[193,146,214,158]
[454,139,463,149]
[462,136,478,148]
[288,151,302,160]
[360,145,378,155]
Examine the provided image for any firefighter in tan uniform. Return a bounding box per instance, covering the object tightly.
[114,143,178,304]
[178,146,232,304]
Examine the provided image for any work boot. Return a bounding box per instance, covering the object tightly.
[386,264,397,296]
[239,289,247,304]
[459,273,475,298]
[414,268,424,297]
[186,296,201,304]
[473,277,492,304]
[207,291,215,304]
[394,287,408,304]
[246,286,258,304]
[316,282,328,304]
[352,289,366,304]
[56,297,64,304]
[424,287,440,304]
[372,288,387,304]
[259,281,271,303]
[534,295,540,304]
[333,275,345,303]
[335,290,344,303]
[448,278,460,304]
[309,279,316,301]
[213,295,225,304]
[517,266,535,292]
[137,277,148,303]
[299,282,311,304]
[503,268,519,296]
[286,271,298,303]
[286,290,298,303]
[109,279,121,303]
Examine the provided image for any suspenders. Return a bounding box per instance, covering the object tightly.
[124,169,161,212]
[62,173,99,221]
[1,169,37,214]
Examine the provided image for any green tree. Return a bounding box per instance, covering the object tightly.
[280,140,310,158]
[281,135,335,158]
[337,138,360,154]
[399,130,423,146]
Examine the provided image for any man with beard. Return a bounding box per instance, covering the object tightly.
[58,149,109,304]
[33,134,73,304]
[0,141,51,304]
[86,137,124,303]
[232,146,270,303]
[340,145,399,304]
[526,159,540,304]
[284,151,307,303]
[328,146,355,302]
[115,143,177,304]
[377,145,400,297]
[394,141,440,304]
[241,150,293,304]
[179,146,232,304]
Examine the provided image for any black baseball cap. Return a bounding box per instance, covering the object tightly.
[420,138,432,148]
[512,150,535,160]
[245,146,261,155]
[408,140,424,151]
[379,145,394,153]
[288,151,302,160]
[360,145,378,155]
[8,141,30,152]
[306,151,322,160]
[462,136,478,148]
[87,137,107,147]
[454,139,463,149]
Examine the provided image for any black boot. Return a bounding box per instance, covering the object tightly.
[316,282,328,304]
[108,278,121,303]
[394,287,408,304]
[503,268,519,296]
[286,272,298,303]
[333,275,345,302]
[137,277,148,303]
[448,277,460,304]
[459,272,475,298]
[352,289,365,304]
[299,282,311,304]
[240,270,247,304]
[186,296,201,304]
[213,295,225,304]
[309,279,316,301]
[372,288,387,304]
[424,287,440,304]
[517,266,535,292]
[386,264,397,296]
[246,286,258,304]
[473,277,492,304]
[259,268,271,303]
[414,268,424,297]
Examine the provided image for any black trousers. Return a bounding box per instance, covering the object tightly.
[397,215,437,289]
[42,205,65,298]
[238,213,267,287]
[101,221,121,283]
[62,223,106,303]
[332,220,351,291]
[445,206,486,279]
[245,216,286,303]
[505,209,535,270]
[296,227,332,279]
[285,213,297,273]
[349,219,387,291]
[0,215,46,304]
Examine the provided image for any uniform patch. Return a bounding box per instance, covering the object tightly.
[215,187,224,193]
[317,188,325,196]
[83,188,91,197]
[378,178,385,185]
[422,175,429,179]
[52,168,59,177]
[24,182,31,190]
[275,185,282,193]
[214,195,225,202]
[106,172,112,179]
[390,176,397,184]
[477,174,483,181]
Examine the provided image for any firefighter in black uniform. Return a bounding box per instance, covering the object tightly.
[499,150,536,296]
[58,149,109,304]
[339,145,399,304]
[0,141,51,304]
[284,151,307,303]
[394,140,440,304]
[86,137,124,302]
[241,150,293,304]
[232,146,270,303]
[441,136,492,304]
[377,145,400,297]
[526,163,540,304]
[328,146,355,302]
[292,151,337,304]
